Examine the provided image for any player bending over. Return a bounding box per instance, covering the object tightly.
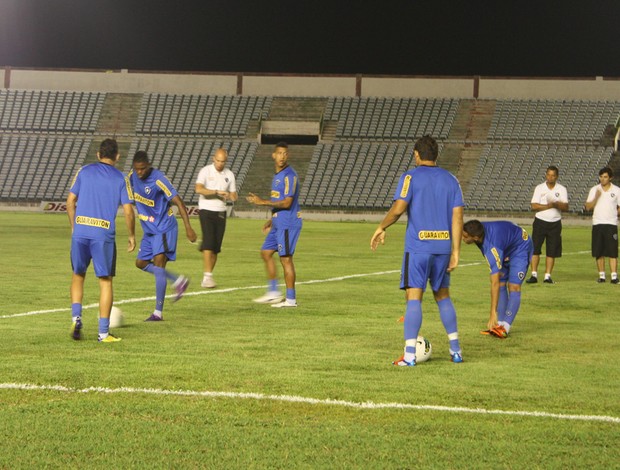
[462,220,533,338]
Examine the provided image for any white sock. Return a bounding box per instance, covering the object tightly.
[544,273,551,280]
[599,272,606,279]
[153,310,162,318]
[612,273,618,280]
[531,271,538,278]
[204,272,212,278]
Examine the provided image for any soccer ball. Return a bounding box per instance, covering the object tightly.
[415,336,432,363]
[109,306,124,328]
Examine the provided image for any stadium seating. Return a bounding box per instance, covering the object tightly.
[0,89,105,133]
[135,94,272,137]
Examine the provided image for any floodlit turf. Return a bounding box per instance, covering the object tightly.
[1,212,619,468]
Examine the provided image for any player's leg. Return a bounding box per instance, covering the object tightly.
[543,221,561,283]
[527,219,544,283]
[592,225,606,282]
[200,210,225,288]
[91,240,121,342]
[271,227,302,308]
[69,237,90,340]
[430,255,462,362]
[254,228,284,304]
[393,252,428,366]
[607,225,618,283]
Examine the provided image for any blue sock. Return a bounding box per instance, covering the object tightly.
[498,285,509,323]
[286,288,296,301]
[71,303,82,321]
[505,291,521,326]
[403,300,422,341]
[99,316,110,335]
[437,297,460,353]
[269,279,278,292]
[143,264,168,312]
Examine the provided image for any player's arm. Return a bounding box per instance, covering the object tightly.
[584,188,600,211]
[66,192,77,232]
[195,182,226,200]
[371,199,407,251]
[531,202,551,211]
[122,203,136,252]
[488,272,501,329]
[447,206,463,272]
[171,195,197,243]
[246,193,293,209]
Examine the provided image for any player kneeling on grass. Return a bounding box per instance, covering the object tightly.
[129,151,197,321]
[462,220,534,339]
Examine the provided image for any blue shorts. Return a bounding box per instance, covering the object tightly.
[400,252,451,292]
[499,241,533,285]
[138,226,178,261]
[261,225,301,257]
[71,237,116,277]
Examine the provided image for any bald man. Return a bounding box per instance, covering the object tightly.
[195,148,238,288]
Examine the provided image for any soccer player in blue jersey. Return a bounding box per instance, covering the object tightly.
[371,135,464,366]
[67,138,136,343]
[246,142,302,308]
[129,151,197,321]
[462,220,534,339]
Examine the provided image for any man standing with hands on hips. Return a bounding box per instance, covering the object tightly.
[195,148,238,289]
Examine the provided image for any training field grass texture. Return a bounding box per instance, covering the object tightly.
[0,212,618,468]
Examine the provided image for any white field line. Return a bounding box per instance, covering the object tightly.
[0,251,591,320]
[0,382,617,424]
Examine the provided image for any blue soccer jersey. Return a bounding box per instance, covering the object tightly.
[477,221,533,276]
[394,166,464,254]
[129,168,178,235]
[69,162,133,240]
[271,165,302,228]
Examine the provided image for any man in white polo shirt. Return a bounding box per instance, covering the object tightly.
[585,166,620,284]
[526,165,569,284]
[195,148,238,288]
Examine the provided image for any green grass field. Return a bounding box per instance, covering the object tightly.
[1,211,619,468]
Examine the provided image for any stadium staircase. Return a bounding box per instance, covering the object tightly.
[446,99,496,194]
[84,93,142,165]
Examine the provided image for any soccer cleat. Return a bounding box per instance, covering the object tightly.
[525,276,538,284]
[611,278,619,284]
[392,355,415,367]
[451,352,464,363]
[543,277,555,284]
[71,319,83,341]
[201,277,217,288]
[271,300,297,308]
[397,315,404,322]
[144,314,163,322]
[489,325,508,339]
[480,329,492,335]
[98,334,122,343]
[253,291,285,304]
[597,278,606,283]
[173,275,189,302]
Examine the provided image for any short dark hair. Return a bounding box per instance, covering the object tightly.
[275,141,289,149]
[414,135,438,162]
[599,166,613,178]
[99,139,118,160]
[133,150,150,164]
[547,165,559,176]
[463,220,484,238]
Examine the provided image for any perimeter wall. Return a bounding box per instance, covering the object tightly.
[3,67,620,100]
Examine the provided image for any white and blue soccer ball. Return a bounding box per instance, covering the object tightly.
[109,306,125,328]
[415,336,432,363]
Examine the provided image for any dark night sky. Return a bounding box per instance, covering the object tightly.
[0,0,618,77]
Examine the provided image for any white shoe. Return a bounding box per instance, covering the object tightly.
[253,291,284,304]
[201,277,216,288]
[271,300,297,308]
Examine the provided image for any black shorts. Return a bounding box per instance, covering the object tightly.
[199,209,227,253]
[531,218,562,258]
[591,224,619,258]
